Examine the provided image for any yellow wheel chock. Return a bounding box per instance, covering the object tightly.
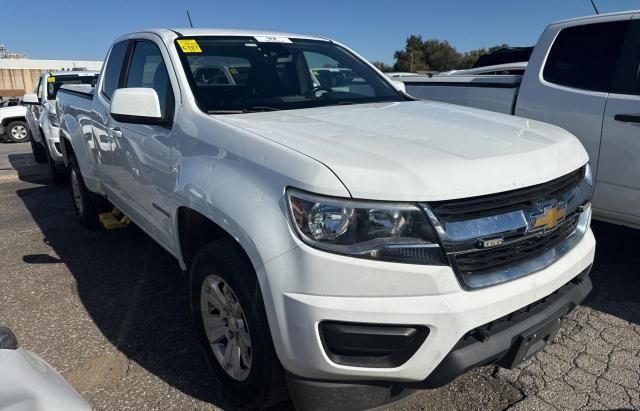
[98,208,131,230]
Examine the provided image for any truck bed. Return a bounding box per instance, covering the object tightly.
[400,74,522,114]
[58,84,95,100]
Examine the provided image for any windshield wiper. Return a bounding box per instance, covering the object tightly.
[207,110,244,114]
[243,106,280,113]
[207,106,281,115]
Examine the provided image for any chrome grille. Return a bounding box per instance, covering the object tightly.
[422,166,591,289]
[452,213,579,275]
[430,167,585,222]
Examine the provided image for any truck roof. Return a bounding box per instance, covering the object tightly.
[124,28,331,43]
[550,9,638,26]
[46,70,100,77]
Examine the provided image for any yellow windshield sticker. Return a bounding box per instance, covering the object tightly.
[47,76,56,83]
[177,39,202,53]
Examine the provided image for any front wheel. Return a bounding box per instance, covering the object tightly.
[46,144,67,185]
[6,121,30,143]
[31,139,47,163]
[190,240,288,409]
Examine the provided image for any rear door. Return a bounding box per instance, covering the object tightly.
[516,18,631,184]
[594,19,640,221]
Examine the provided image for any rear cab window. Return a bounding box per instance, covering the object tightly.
[47,74,99,100]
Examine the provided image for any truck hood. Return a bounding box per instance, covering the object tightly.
[220,101,588,201]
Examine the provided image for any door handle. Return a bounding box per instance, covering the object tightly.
[108,126,123,139]
[614,114,640,123]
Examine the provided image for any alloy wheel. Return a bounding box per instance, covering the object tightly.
[200,274,252,381]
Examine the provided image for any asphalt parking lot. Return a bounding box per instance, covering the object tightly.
[0,141,639,410]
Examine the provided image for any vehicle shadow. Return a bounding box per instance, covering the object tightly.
[8,153,294,410]
[586,221,640,325]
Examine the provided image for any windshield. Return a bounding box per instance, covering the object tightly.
[47,74,99,100]
[175,37,406,113]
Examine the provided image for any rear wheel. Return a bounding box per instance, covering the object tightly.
[68,155,109,228]
[6,121,30,143]
[31,139,47,163]
[190,240,288,409]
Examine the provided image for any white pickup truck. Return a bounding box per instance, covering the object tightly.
[0,105,29,143]
[56,29,595,410]
[399,10,640,230]
[23,71,100,184]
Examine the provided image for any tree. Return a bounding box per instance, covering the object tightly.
[392,35,511,72]
[371,61,393,72]
[393,35,428,72]
[422,39,461,71]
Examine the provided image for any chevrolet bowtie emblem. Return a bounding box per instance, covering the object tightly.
[529,201,567,232]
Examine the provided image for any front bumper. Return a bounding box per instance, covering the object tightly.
[286,267,592,410]
[42,124,63,162]
[259,227,595,385]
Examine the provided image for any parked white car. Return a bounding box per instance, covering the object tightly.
[23,70,100,184]
[0,326,90,411]
[0,105,29,143]
[398,10,640,229]
[57,29,595,410]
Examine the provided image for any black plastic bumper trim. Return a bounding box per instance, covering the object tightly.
[286,373,416,411]
[319,321,429,368]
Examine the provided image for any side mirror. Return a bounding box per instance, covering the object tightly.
[22,93,40,105]
[110,88,166,125]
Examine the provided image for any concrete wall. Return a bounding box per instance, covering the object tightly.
[0,59,102,97]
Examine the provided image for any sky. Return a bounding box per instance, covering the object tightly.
[2,0,640,64]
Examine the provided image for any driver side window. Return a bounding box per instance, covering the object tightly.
[124,40,175,121]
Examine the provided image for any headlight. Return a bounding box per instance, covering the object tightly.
[286,188,447,265]
[48,112,59,127]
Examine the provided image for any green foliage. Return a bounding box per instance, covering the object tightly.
[392,36,510,72]
[371,61,393,72]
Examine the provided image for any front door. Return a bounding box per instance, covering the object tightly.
[593,20,640,221]
[109,39,178,251]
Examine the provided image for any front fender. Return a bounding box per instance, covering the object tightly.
[172,129,350,272]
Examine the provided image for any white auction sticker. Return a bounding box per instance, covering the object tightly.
[253,36,292,43]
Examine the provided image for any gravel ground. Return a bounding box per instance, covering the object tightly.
[0,142,638,410]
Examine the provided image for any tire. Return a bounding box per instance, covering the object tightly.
[68,155,110,228]
[46,143,67,185]
[6,120,30,143]
[31,139,47,163]
[190,240,288,409]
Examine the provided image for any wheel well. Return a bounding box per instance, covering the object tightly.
[177,207,251,270]
[61,137,74,165]
[1,116,26,127]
